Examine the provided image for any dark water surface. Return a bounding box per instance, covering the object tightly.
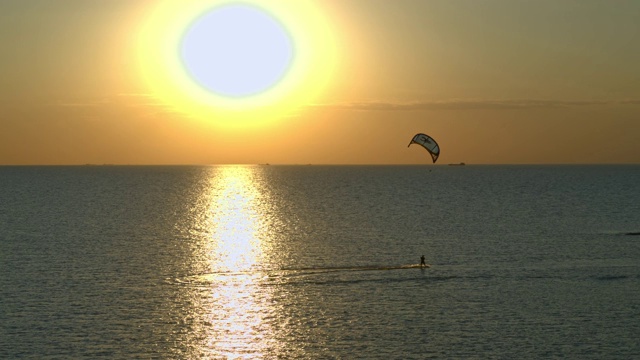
[1,165,639,359]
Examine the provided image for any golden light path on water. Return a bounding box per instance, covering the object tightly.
[187,166,279,358]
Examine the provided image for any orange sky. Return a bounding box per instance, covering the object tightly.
[1,0,639,165]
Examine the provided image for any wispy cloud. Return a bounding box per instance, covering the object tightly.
[47,93,185,118]
[311,99,640,111]
[53,93,167,108]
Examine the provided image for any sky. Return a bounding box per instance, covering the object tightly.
[1,0,639,165]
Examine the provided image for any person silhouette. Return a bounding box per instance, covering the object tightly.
[420,255,426,268]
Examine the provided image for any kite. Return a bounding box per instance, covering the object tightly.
[408,133,440,163]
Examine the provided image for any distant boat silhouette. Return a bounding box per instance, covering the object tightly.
[448,162,466,166]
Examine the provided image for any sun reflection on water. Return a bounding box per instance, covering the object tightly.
[207,166,264,273]
[188,165,277,358]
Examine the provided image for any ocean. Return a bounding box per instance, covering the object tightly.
[1,165,639,359]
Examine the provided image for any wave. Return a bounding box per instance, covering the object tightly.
[279,263,429,274]
[169,264,431,284]
[593,275,629,281]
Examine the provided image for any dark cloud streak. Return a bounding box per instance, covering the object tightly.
[312,99,640,111]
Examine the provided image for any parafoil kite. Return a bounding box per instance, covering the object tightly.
[408,133,440,163]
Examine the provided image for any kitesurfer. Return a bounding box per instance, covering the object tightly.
[420,255,426,268]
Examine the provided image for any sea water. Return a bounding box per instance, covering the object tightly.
[1,165,639,359]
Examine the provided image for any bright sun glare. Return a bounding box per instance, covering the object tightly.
[181,4,294,97]
[137,0,340,127]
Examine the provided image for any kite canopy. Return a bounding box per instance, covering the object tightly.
[408,133,440,163]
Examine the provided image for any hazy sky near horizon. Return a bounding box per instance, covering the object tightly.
[1,0,639,165]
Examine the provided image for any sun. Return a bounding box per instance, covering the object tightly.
[181,3,294,98]
[137,0,340,127]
